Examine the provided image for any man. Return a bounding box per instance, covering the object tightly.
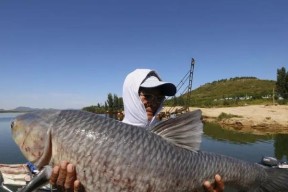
[122,69,176,127]
[50,69,224,192]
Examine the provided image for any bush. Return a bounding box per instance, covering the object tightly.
[217,112,242,121]
[278,99,288,105]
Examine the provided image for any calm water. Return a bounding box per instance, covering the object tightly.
[201,123,288,163]
[0,113,27,163]
[0,112,288,191]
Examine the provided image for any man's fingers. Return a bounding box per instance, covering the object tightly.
[74,180,84,192]
[50,165,60,186]
[64,164,76,190]
[203,180,214,192]
[49,161,84,191]
[215,174,224,191]
[56,161,69,187]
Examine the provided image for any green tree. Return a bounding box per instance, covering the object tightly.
[276,67,288,99]
[117,96,123,111]
[82,93,123,114]
[113,94,119,111]
[105,93,124,112]
[106,93,114,112]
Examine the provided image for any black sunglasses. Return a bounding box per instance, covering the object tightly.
[139,94,165,102]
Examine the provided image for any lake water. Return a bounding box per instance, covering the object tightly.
[0,112,288,191]
[0,113,27,164]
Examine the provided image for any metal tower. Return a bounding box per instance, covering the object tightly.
[186,58,195,110]
[165,58,195,114]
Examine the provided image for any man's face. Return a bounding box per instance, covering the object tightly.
[139,88,165,121]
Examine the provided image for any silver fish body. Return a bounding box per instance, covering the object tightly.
[11,110,288,192]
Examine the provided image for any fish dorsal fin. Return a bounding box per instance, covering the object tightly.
[150,109,203,151]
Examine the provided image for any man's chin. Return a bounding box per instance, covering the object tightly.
[146,111,154,120]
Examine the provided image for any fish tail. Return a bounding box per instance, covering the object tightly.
[254,168,288,192]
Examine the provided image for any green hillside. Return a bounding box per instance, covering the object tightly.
[166,77,277,107]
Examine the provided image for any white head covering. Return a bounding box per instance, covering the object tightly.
[122,69,176,128]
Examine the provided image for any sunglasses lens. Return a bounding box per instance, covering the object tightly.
[140,94,164,102]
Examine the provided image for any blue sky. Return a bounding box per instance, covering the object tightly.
[0,1,287,110]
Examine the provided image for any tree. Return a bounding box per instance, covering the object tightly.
[116,96,123,111]
[276,67,288,99]
[82,93,123,114]
[106,93,124,112]
[106,93,114,112]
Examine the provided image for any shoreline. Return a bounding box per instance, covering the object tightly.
[162,105,288,135]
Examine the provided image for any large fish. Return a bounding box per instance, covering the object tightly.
[11,109,288,192]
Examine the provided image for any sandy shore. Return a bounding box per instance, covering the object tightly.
[162,105,288,135]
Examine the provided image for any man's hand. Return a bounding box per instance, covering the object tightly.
[203,174,224,192]
[49,161,84,192]
[49,161,223,192]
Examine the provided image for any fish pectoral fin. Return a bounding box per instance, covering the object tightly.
[150,109,203,151]
[34,129,52,169]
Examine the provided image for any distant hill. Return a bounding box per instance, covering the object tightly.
[166,77,277,107]
[13,106,40,111]
[0,107,36,113]
[0,107,77,113]
[0,107,39,113]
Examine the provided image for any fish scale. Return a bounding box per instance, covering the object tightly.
[55,114,243,191]
[51,111,198,191]
[11,110,288,192]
